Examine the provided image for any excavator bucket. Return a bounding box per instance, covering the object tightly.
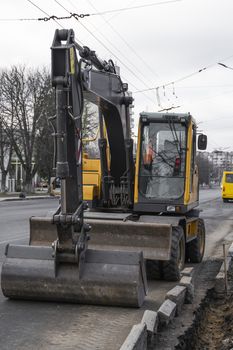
[1,227,147,307]
[29,215,173,261]
[87,219,172,261]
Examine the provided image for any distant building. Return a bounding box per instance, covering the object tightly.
[197,150,233,184]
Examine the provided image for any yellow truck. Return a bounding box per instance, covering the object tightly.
[222,171,233,202]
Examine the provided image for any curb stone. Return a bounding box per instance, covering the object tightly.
[119,323,147,350]
[141,310,158,336]
[165,285,186,316]
[179,276,194,304]
[181,267,194,277]
[228,243,233,258]
[158,299,176,328]
[214,242,233,296]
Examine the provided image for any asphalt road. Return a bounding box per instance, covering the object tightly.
[0,188,232,350]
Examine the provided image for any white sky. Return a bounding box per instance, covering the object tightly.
[1,0,233,151]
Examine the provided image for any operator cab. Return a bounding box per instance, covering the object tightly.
[134,112,207,214]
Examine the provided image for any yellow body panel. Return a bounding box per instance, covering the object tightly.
[134,123,141,203]
[83,185,99,200]
[83,158,101,200]
[69,47,75,75]
[184,122,192,204]
[222,171,233,199]
[83,158,101,173]
[185,219,198,240]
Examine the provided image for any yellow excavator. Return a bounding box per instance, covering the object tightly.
[1,28,207,306]
[29,29,207,283]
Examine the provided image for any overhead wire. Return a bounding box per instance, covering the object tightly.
[89,0,183,16]
[0,13,89,22]
[218,62,233,71]
[1,0,182,22]
[134,54,233,93]
[26,0,66,29]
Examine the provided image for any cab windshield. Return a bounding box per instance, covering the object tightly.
[139,122,186,200]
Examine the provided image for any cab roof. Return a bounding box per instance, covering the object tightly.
[139,112,196,126]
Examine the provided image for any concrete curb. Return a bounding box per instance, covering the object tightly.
[165,285,186,316]
[158,299,176,328]
[119,268,194,350]
[214,242,233,296]
[119,323,147,350]
[141,310,158,336]
[179,275,194,304]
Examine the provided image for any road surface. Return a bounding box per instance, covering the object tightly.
[0,188,231,350]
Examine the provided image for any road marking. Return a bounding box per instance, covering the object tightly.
[0,235,28,245]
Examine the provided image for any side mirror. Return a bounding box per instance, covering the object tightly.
[198,134,207,150]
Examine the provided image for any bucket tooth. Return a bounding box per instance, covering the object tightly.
[1,245,147,307]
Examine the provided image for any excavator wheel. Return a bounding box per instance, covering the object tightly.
[186,218,205,263]
[161,226,185,281]
[146,260,161,280]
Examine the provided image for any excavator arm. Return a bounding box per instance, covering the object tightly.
[52,29,135,208]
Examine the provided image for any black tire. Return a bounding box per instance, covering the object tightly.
[162,226,185,281]
[146,259,161,280]
[223,198,228,203]
[186,218,205,263]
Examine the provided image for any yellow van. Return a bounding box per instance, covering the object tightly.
[222,171,233,202]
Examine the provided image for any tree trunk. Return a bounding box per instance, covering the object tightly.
[24,170,33,194]
[1,170,7,192]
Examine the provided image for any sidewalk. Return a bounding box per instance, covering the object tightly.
[0,193,52,202]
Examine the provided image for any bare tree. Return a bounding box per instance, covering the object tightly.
[0,66,53,193]
[34,83,55,187]
[197,153,213,186]
[82,101,99,157]
[0,118,13,192]
[82,101,98,139]
[0,70,17,192]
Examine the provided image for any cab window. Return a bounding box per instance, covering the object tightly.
[225,174,233,183]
